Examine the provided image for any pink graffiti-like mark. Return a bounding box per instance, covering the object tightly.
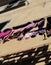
[0,18,45,43]
[0,18,44,38]
[0,29,12,39]
[17,29,46,41]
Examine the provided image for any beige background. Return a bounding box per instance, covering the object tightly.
[0,0,51,65]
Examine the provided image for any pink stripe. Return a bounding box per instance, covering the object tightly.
[0,30,12,38]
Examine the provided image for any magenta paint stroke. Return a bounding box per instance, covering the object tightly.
[0,18,46,43]
[0,29,12,38]
[23,19,44,30]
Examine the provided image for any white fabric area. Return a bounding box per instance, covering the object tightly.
[24,32,32,38]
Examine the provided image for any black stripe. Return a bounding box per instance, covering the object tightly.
[0,20,10,31]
